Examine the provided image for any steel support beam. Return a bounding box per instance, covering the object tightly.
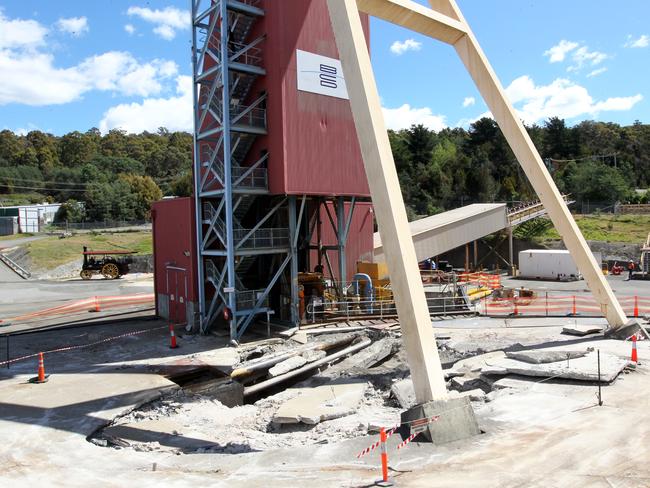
[327,0,448,403]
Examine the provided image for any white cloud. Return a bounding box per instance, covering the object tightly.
[503,75,642,124]
[99,75,193,134]
[570,45,607,70]
[0,10,48,49]
[382,104,446,132]
[390,39,422,55]
[544,40,578,63]
[0,48,179,106]
[586,67,607,78]
[462,97,475,108]
[124,24,136,35]
[56,16,89,37]
[127,6,189,40]
[544,40,608,72]
[626,34,649,48]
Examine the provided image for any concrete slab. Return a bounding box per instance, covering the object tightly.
[505,350,587,364]
[482,350,630,383]
[562,325,602,336]
[268,356,307,377]
[272,379,368,424]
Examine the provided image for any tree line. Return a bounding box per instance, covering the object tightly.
[390,117,650,219]
[1,117,649,222]
[0,128,192,222]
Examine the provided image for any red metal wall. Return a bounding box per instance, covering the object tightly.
[152,197,198,306]
[262,0,371,197]
[310,201,375,281]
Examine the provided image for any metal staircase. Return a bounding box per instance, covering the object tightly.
[192,0,293,341]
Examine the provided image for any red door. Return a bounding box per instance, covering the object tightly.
[166,266,188,325]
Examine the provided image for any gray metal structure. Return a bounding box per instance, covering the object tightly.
[190,0,357,341]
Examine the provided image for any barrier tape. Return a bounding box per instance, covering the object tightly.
[356,427,396,458]
[484,294,650,317]
[397,433,417,450]
[0,325,168,366]
[355,414,441,458]
[1,293,154,324]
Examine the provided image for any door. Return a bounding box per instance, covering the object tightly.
[166,266,188,325]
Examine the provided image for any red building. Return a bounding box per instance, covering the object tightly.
[154,0,373,339]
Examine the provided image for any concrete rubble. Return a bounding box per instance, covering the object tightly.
[481,350,631,382]
[505,349,588,364]
[272,380,369,424]
[268,356,307,377]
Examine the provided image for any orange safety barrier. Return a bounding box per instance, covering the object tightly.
[458,272,502,290]
[1,293,154,324]
[483,294,650,318]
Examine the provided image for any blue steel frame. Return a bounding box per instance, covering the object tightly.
[191,1,359,340]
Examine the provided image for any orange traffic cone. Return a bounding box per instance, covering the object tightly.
[90,296,100,313]
[30,352,48,383]
[169,324,178,349]
[631,335,638,364]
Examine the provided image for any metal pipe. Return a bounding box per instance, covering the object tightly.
[243,337,372,396]
[231,335,357,379]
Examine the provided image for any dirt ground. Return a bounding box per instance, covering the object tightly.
[1,310,649,487]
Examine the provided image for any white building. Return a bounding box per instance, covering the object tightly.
[0,203,62,233]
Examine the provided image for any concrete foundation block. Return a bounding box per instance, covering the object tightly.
[400,396,480,445]
[605,319,650,340]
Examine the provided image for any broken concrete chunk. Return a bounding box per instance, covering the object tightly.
[291,332,308,344]
[268,356,307,377]
[323,338,398,376]
[272,380,368,424]
[302,349,327,363]
[449,388,486,402]
[391,378,416,409]
[448,351,506,377]
[505,350,587,364]
[562,325,602,337]
[450,374,485,392]
[481,351,630,383]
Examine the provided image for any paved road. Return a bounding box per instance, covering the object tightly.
[0,235,47,250]
[0,274,154,320]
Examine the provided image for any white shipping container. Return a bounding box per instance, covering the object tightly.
[518,249,601,281]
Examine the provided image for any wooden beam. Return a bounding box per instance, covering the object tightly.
[356,0,465,45]
[327,0,448,403]
[435,0,627,327]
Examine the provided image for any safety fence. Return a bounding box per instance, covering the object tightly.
[482,293,649,318]
[304,295,473,323]
[457,272,502,290]
[0,293,154,325]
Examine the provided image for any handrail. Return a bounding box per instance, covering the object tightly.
[0,252,31,279]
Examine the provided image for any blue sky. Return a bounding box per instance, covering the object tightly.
[0,0,648,135]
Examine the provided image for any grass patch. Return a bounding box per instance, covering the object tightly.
[538,214,650,243]
[0,233,34,241]
[26,231,152,270]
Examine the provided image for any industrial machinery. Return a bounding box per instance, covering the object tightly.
[80,246,134,280]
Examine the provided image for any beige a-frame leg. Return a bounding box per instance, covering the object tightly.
[327,0,632,404]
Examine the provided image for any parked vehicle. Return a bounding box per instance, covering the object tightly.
[80,246,134,280]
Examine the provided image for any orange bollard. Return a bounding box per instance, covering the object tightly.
[634,296,639,318]
[169,324,178,349]
[31,352,48,384]
[631,335,638,364]
[90,296,100,313]
[572,295,577,316]
[378,427,392,486]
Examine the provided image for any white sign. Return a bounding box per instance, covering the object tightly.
[296,49,349,100]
